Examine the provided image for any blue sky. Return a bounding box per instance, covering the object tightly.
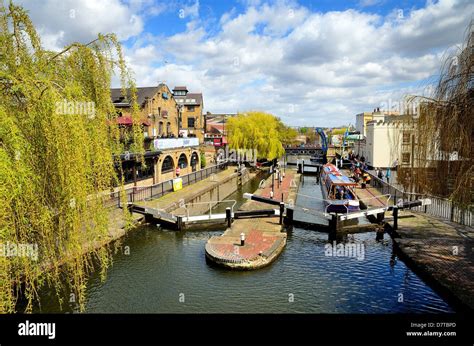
[17,0,474,126]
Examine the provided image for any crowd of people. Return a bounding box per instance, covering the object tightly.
[346,152,397,186]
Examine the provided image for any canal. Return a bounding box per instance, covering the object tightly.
[35,171,453,313]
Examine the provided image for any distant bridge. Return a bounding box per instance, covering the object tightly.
[284,146,325,156]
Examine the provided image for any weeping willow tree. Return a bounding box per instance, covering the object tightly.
[0,2,144,312]
[398,21,473,207]
[226,111,289,160]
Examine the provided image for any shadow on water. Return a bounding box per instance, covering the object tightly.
[31,169,454,313]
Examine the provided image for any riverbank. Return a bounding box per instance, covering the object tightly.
[135,167,256,214]
[205,170,300,270]
[53,166,245,270]
[389,209,474,311]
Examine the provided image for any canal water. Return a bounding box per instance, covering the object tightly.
[35,172,453,313]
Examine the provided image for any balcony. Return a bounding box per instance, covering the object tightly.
[153,137,199,150]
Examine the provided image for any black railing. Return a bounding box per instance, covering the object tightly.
[366,171,473,227]
[104,162,229,208]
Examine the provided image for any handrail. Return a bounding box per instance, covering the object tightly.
[183,199,237,219]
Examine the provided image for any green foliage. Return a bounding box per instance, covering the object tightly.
[226,111,292,160]
[0,2,142,312]
[276,119,298,147]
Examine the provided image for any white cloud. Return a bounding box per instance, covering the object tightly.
[16,0,144,50]
[18,0,474,126]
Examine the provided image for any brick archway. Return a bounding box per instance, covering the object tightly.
[191,151,200,171]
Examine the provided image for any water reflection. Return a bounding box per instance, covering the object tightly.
[32,170,453,314]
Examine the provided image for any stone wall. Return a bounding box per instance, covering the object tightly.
[169,169,254,216]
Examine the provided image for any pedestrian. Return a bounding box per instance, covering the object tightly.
[377,168,383,180]
[386,167,391,184]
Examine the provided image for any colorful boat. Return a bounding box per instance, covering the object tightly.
[320,163,360,213]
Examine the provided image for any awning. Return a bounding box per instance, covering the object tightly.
[115,116,150,126]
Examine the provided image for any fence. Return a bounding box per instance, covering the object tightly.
[104,162,229,208]
[366,171,473,227]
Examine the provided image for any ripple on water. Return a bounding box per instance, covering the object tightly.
[34,174,454,314]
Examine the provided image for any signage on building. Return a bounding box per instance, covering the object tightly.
[153,138,199,150]
[172,178,183,191]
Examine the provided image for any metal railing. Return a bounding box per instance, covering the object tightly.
[104,162,229,208]
[366,171,473,227]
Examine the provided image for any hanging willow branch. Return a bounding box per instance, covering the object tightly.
[397,21,473,208]
[0,2,143,312]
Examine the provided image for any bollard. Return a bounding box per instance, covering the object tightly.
[226,207,231,228]
[177,215,183,231]
[329,214,338,232]
[285,207,294,225]
[279,202,285,225]
[240,232,245,246]
[270,190,274,199]
[393,206,398,231]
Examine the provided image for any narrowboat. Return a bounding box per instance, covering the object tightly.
[320,163,360,213]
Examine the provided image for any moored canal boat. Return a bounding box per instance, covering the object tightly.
[320,163,360,213]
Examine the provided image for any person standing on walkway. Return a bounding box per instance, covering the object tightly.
[386,167,391,184]
[377,168,383,180]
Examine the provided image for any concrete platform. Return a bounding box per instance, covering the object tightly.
[391,210,474,311]
[205,170,300,270]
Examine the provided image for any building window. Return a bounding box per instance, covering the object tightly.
[162,92,169,99]
[187,105,195,112]
[178,153,188,168]
[117,158,154,184]
[161,156,174,173]
[187,117,195,128]
[402,132,411,144]
[402,153,411,165]
[158,122,163,135]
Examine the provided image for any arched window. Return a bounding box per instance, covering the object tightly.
[161,156,174,173]
[166,122,171,135]
[178,153,188,169]
[159,121,163,135]
[190,152,199,171]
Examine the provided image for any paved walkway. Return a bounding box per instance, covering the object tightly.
[135,167,236,212]
[393,209,474,310]
[341,169,390,208]
[205,171,300,269]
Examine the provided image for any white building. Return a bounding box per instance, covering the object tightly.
[357,114,417,169]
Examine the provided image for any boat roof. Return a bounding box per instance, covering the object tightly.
[327,173,357,186]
